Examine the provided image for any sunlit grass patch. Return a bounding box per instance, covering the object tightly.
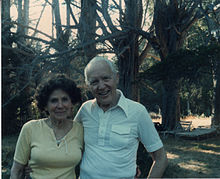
[178,160,208,172]
[163,135,220,178]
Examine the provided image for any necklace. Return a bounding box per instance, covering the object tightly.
[56,138,64,145]
[47,118,72,146]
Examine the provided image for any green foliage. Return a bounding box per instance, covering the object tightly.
[139,57,163,112]
[180,77,214,117]
[2,135,18,179]
[140,42,220,117]
[141,49,210,82]
[140,80,163,113]
[185,19,209,49]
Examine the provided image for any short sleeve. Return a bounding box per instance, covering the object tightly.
[137,107,163,152]
[14,122,32,165]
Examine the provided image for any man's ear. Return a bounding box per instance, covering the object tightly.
[84,83,90,91]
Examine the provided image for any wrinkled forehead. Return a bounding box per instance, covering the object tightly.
[87,60,113,76]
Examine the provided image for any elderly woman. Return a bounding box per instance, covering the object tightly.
[10,74,83,179]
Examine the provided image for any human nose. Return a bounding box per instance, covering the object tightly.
[57,100,64,108]
[97,80,105,89]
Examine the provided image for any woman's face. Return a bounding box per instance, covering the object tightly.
[45,89,73,121]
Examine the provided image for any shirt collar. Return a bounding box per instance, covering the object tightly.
[116,89,129,117]
[91,89,129,117]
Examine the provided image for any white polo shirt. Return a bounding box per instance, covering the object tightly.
[75,90,163,179]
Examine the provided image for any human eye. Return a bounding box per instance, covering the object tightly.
[50,98,58,104]
[62,96,70,103]
[90,80,98,86]
[103,76,111,81]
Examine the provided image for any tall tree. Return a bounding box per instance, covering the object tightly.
[24,0,30,35]
[95,0,150,100]
[51,0,73,75]
[2,0,35,135]
[16,0,29,40]
[200,2,220,126]
[148,0,204,130]
[52,0,62,39]
[117,0,143,100]
[214,57,220,127]
[78,0,97,62]
[2,0,14,135]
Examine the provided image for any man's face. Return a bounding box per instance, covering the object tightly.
[87,61,119,111]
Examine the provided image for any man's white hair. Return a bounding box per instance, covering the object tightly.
[84,56,118,85]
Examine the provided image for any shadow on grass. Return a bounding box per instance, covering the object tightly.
[2,135,220,178]
[161,135,220,178]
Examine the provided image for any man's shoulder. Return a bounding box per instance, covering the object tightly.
[125,97,146,110]
[79,99,96,113]
[118,90,147,113]
[81,99,95,107]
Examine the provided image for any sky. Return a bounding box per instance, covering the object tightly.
[9,0,129,40]
[10,0,78,40]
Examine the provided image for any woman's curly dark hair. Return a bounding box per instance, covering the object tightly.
[35,74,81,111]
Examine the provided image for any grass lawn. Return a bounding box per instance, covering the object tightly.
[2,134,220,178]
[2,135,18,179]
[162,135,220,178]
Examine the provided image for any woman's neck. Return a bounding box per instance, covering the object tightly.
[47,117,73,141]
[49,118,69,129]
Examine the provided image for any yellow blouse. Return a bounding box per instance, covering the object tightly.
[14,119,83,179]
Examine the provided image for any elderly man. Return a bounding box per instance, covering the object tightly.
[75,56,168,179]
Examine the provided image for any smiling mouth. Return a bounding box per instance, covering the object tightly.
[98,90,110,97]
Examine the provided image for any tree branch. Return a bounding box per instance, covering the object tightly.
[5,21,55,40]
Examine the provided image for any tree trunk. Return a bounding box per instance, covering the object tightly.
[213,60,220,127]
[24,0,29,35]
[52,0,73,74]
[16,0,29,42]
[17,0,23,35]
[52,0,62,39]
[187,100,191,115]
[79,0,97,62]
[2,0,14,135]
[117,0,142,101]
[66,0,70,26]
[161,79,181,130]
[118,33,139,101]
[2,0,10,20]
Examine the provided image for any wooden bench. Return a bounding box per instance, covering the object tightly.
[179,121,192,131]
[159,120,192,138]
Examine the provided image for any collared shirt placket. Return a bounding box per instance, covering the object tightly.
[97,109,110,146]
